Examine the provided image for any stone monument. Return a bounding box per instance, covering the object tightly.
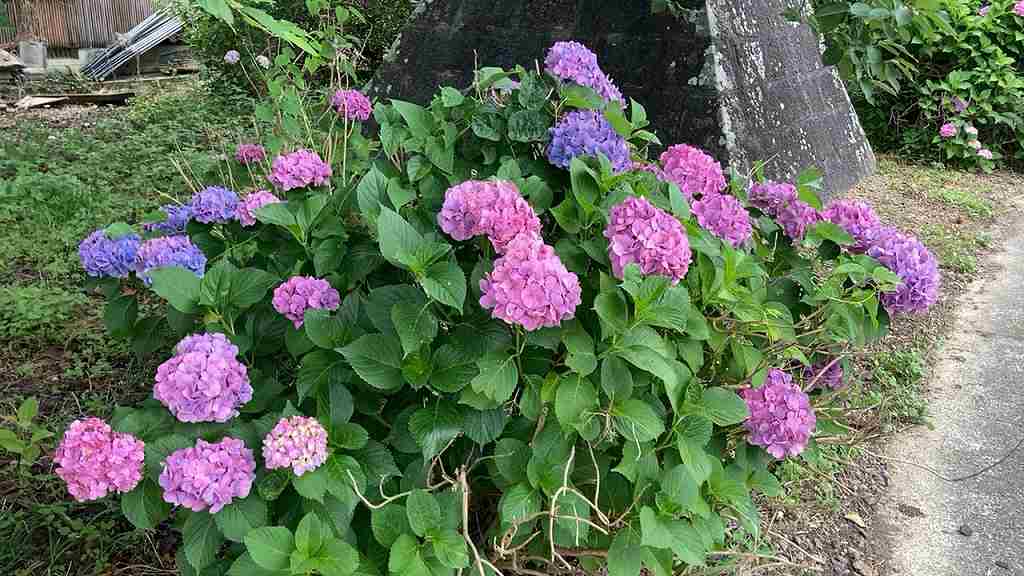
[371,0,876,195]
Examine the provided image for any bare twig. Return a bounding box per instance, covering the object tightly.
[863,434,1024,482]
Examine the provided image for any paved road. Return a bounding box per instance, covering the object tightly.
[877,230,1024,575]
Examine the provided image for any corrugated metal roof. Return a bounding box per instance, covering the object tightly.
[3,0,155,49]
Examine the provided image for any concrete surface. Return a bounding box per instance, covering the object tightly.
[878,228,1024,575]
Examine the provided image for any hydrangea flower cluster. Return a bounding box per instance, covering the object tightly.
[479,233,582,331]
[748,181,797,216]
[79,229,141,278]
[978,148,993,160]
[631,161,665,179]
[263,416,329,476]
[437,180,541,253]
[543,41,624,103]
[54,417,144,502]
[548,110,631,173]
[272,276,341,328]
[236,190,281,227]
[154,334,252,422]
[235,143,266,164]
[224,50,240,64]
[965,125,979,137]
[777,200,821,241]
[330,89,373,121]
[268,149,332,191]
[822,199,882,252]
[940,123,957,139]
[979,4,990,16]
[159,437,255,513]
[256,55,271,69]
[741,368,816,459]
[604,196,692,284]
[144,204,193,235]
[953,97,969,113]
[134,235,207,285]
[691,193,753,247]
[1015,0,1024,16]
[658,144,727,201]
[803,359,845,390]
[867,227,940,314]
[189,186,239,224]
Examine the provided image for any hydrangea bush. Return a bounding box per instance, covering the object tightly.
[70,43,938,576]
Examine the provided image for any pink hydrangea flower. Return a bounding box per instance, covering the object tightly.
[268,149,332,191]
[604,196,692,284]
[154,339,252,423]
[822,199,882,252]
[1014,0,1024,16]
[658,144,726,201]
[235,143,266,164]
[867,227,940,314]
[978,148,993,160]
[54,417,144,502]
[479,233,582,331]
[939,123,957,139]
[742,369,816,459]
[236,190,282,227]
[965,125,978,136]
[437,180,542,254]
[748,181,798,216]
[272,276,341,328]
[777,200,821,241]
[263,416,329,476]
[691,192,753,247]
[175,332,238,356]
[968,139,982,150]
[330,89,373,121]
[803,359,844,390]
[158,437,255,513]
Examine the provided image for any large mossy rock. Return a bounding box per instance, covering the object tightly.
[371,0,876,195]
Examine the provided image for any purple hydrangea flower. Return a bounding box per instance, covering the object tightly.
[748,181,798,216]
[1015,0,1024,16]
[154,339,252,423]
[236,190,282,227]
[330,89,373,121]
[437,180,542,254]
[939,123,957,139]
[272,276,341,328]
[544,40,624,103]
[803,359,845,391]
[777,200,821,241]
[691,192,753,247]
[742,368,816,459]
[189,186,239,224]
[867,227,940,314]
[54,417,144,502]
[952,97,969,113]
[978,148,993,160]
[263,416,329,476]
[658,144,726,201]
[547,110,631,173]
[604,196,692,284]
[821,199,882,252]
[175,332,238,357]
[135,235,207,285]
[159,437,255,513]
[268,149,332,191]
[79,228,141,278]
[479,233,582,331]
[979,5,990,16]
[144,204,193,235]
[224,50,240,64]
[235,143,266,165]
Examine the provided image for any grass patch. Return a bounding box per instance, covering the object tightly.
[931,186,994,218]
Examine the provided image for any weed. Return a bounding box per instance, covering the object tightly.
[919,224,979,274]
[931,186,994,219]
[0,284,86,342]
[866,349,928,428]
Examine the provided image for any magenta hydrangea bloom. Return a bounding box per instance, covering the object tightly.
[978,148,993,160]
[547,110,631,173]
[437,180,542,253]
[691,192,753,247]
[235,143,266,165]
[263,416,329,476]
[939,123,957,139]
[54,417,144,502]
[268,149,333,191]
[175,332,238,357]
[224,50,240,64]
[272,276,341,328]
[189,186,239,224]
[658,144,727,201]
[604,195,692,284]
[154,340,251,423]
[236,190,282,227]
[867,227,940,314]
[748,181,797,216]
[1014,0,1024,16]
[79,228,141,278]
[479,233,582,331]
[777,200,821,241]
[822,199,882,252]
[330,89,372,121]
[544,40,624,103]
[134,235,207,285]
[741,369,816,459]
[144,204,193,236]
[803,359,845,391]
[159,437,255,513]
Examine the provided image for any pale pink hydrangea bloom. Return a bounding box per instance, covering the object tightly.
[54,417,144,502]
[272,276,341,328]
[978,148,993,160]
[263,416,329,476]
[159,437,255,513]
[604,195,692,284]
[175,332,238,356]
[236,190,282,227]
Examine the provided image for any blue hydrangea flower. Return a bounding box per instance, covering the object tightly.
[145,204,193,235]
[547,110,630,173]
[135,236,207,285]
[78,229,141,278]
[189,187,239,224]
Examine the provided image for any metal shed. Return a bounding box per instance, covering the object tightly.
[1,0,155,50]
